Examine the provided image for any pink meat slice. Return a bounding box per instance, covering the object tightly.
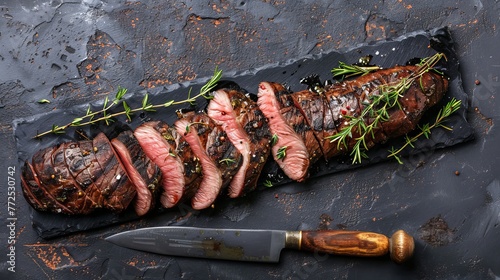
[174,118,223,209]
[207,89,252,197]
[111,130,160,216]
[257,82,309,181]
[134,122,185,208]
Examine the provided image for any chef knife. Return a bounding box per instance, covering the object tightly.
[105,226,414,263]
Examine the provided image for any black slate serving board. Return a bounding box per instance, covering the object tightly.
[13,27,474,239]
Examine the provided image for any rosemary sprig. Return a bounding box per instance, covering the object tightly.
[326,52,447,164]
[34,67,222,138]
[331,62,381,80]
[388,98,462,164]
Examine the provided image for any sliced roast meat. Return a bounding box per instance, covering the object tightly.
[21,158,73,214]
[338,70,405,144]
[279,96,322,165]
[64,140,105,213]
[112,130,161,216]
[286,90,325,160]
[75,140,106,209]
[76,134,114,211]
[89,133,136,212]
[321,94,343,158]
[337,66,447,140]
[23,132,136,215]
[134,121,185,208]
[174,112,223,209]
[279,89,325,164]
[324,86,370,154]
[395,67,448,125]
[206,125,243,190]
[257,82,309,181]
[207,89,255,197]
[223,89,271,195]
[20,162,43,210]
[171,125,203,199]
[31,143,87,214]
[207,89,250,197]
[350,72,390,146]
[21,64,449,215]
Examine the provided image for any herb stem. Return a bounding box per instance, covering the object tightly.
[331,62,381,80]
[34,67,222,138]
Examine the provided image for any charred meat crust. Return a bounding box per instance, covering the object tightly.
[22,133,137,215]
[206,125,243,191]
[279,90,324,165]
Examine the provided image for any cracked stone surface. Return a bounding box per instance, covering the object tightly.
[0,0,499,279]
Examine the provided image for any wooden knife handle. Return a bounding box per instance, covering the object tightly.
[286,229,414,263]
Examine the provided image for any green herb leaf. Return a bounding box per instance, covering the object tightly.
[141,94,149,109]
[103,96,109,109]
[200,66,222,95]
[115,87,127,101]
[123,101,132,121]
[263,180,273,188]
[37,99,51,104]
[71,117,83,125]
[270,134,278,146]
[276,146,287,160]
[164,100,174,107]
[51,124,65,134]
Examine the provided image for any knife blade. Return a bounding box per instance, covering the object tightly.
[105,226,414,263]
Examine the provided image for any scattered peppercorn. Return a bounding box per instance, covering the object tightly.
[475,79,480,85]
[455,170,460,176]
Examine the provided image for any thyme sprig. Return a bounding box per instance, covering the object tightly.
[326,52,447,164]
[34,67,222,138]
[331,62,381,80]
[388,98,461,164]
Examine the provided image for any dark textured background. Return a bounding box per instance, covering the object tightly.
[0,0,499,279]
